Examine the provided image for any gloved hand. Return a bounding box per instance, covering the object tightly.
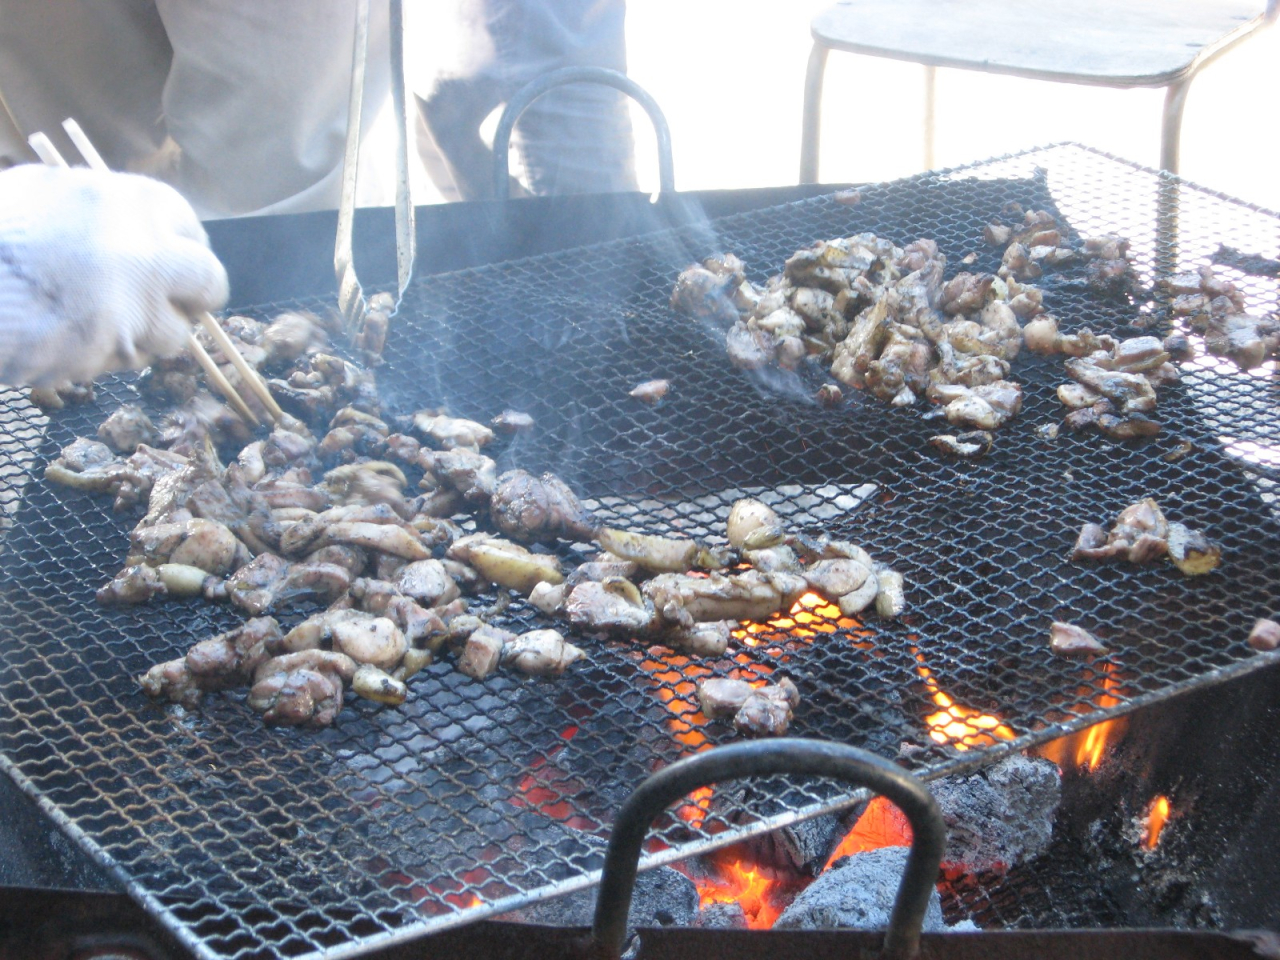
[0,164,228,387]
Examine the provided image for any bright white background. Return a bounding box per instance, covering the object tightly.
[382,2,1279,212]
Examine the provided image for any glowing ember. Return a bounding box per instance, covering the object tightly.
[695,849,785,929]
[823,795,913,870]
[914,652,1015,750]
[733,591,863,647]
[1036,663,1129,771]
[1144,795,1171,849]
[678,785,714,830]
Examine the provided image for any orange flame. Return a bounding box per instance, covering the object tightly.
[1144,795,1171,850]
[694,849,785,929]
[1036,663,1128,771]
[914,652,1016,750]
[733,592,865,648]
[823,795,913,871]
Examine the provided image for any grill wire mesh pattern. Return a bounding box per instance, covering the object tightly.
[2,145,1280,957]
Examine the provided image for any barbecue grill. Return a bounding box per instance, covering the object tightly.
[2,144,1279,959]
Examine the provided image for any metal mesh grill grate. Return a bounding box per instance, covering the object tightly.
[2,145,1280,957]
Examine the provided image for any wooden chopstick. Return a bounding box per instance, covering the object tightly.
[196,312,286,423]
[38,118,284,427]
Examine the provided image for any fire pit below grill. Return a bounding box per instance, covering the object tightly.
[1,145,1279,960]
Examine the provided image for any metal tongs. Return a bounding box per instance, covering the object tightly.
[28,120,285,427]
[335,0,415,336]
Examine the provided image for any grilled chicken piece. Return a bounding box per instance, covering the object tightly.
[457,624,514,680]
[184,617,282,690]
[697,677,800,736]
[735,680,800,737]
[1049,621,1107,657]
[329,615,406,671]
[97,404,159,454]
[139,657,203,708]
[248,650,357,727]
[423,448,497,503]
[96,564,166,606]
[394,559,460,607]
[412,411,494,451]
[490,469,596,543]
[491,410,535,434]
[447,533,564,593]
[501,629,585,677]
[670,256,749,326]
[565,578,657,635]
[644,569,807,629]
[1072,498,1169,564]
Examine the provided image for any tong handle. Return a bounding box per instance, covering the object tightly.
[492,66,675,199]
[335,0,415,333]
[591,739,946,960]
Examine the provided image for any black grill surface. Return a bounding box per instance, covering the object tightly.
[2,145,1279,958]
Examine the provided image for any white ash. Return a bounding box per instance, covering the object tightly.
[773,847,947,931]
[507,862,698,931]
[694,901,749,929]
[929,754,1060,872]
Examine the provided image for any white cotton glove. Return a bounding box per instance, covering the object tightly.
[0,165,229,387]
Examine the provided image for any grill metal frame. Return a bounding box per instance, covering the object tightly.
[2,144,1279,959]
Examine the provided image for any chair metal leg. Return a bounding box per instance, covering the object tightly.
[800,43,829,183]
[1160,76,1193,175]
[922,64,937,170]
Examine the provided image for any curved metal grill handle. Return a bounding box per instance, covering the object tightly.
[492,66,675,198]
[591,739,946,960]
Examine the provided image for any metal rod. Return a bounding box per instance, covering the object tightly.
[335,0,371,331]
[923,65,937,170]
[799,43,829,183]
[388,0,415,300]
[492,66,675,198]
[591,739,947,960]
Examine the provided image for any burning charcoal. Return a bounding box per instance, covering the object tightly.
[447,533,564,593]
[696,902,749,929]
[97,404,159,454]
[726,498,784,550]
[490,469,596,543]
[1166,522,1222,576]
[930,754,1060,871]
[501,629,584,677]
[457,624,512,680]
[928,430,993,460]
[352,664,407,705]
[490,409,534,435]
[629,379,670,405]
[1248,618,1280,652]
[1050,621,1107,657]
[774,847,946,931]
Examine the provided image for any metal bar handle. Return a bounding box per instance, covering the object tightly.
[492,66,675,198]
[591,738,947,960]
